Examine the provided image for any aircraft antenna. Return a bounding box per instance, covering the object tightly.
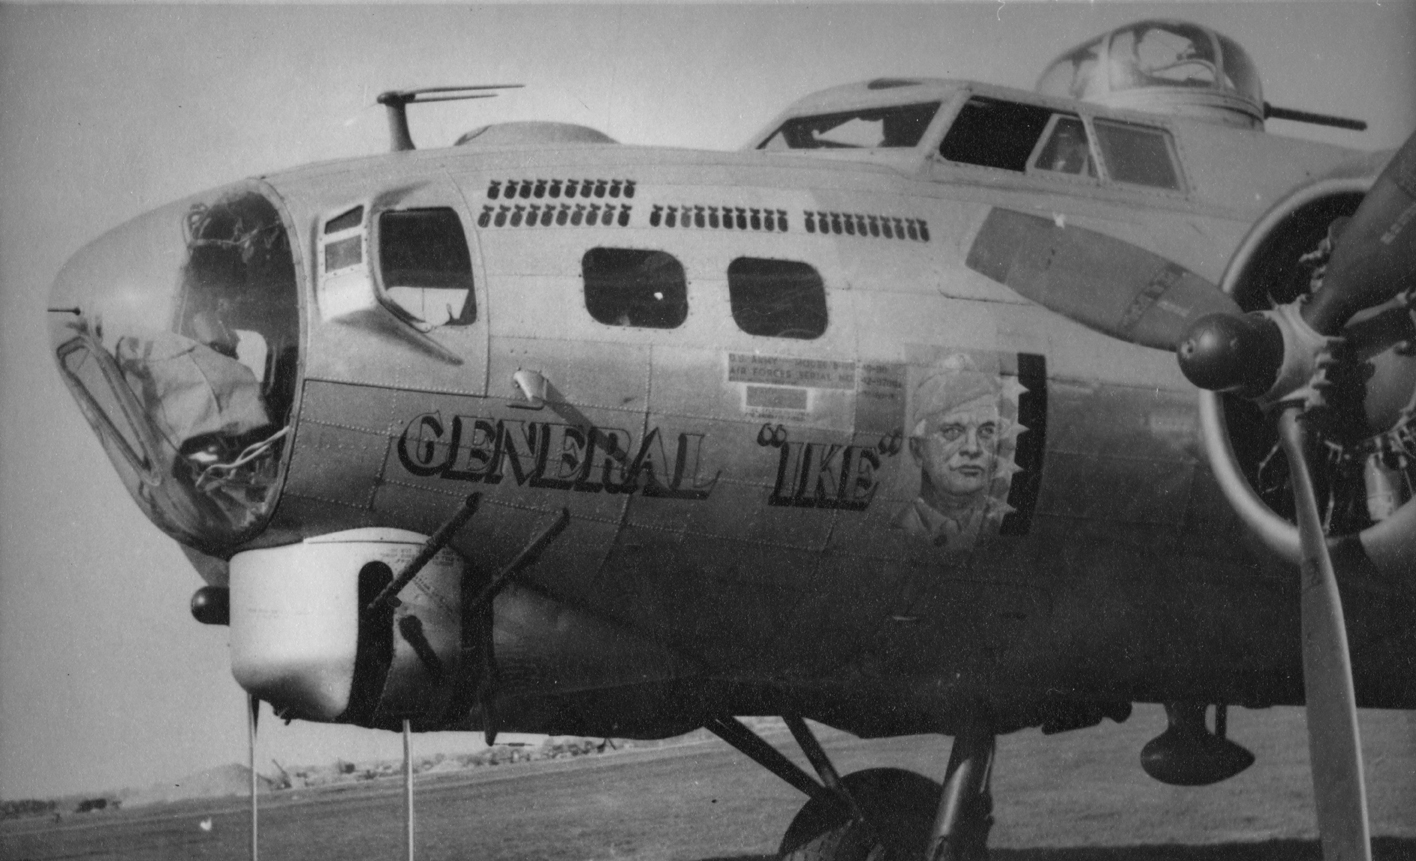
[1264,102,1367,131]
[376,85,524,152]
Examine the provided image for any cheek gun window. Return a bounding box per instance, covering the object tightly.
[727,257,828,339]
[377,209,476,328]
[582,248,688,329]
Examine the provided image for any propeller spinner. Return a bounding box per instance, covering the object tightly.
[1177,129,1416,861]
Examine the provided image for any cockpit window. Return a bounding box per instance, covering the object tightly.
[1092,119,1183,190]
[728,258,828,339]
[759,101,940,150]
[582,248,688,329]
[377,209,476,329]
[938,97,1054,172]
[1032,115,1096,178]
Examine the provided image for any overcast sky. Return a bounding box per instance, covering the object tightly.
[1,3,1413,801]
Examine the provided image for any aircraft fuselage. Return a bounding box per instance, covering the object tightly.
[50,77,1416,739]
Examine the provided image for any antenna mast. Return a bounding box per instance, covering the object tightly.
[376,85,523,152]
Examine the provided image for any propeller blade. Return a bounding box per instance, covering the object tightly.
[966,207,1241,350]
[1276,408,1372,861]
[1301,130,1416,337]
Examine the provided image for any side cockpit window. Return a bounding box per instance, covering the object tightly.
[939,97,1054,171]
[582,248,688,329]
[728,258,828,339]
[938,95,1182,192]
[1032,115,1096,178]
[377,209,476,328]
[1092,119,1184,190]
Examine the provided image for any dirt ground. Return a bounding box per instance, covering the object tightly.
[2,704,1413,861]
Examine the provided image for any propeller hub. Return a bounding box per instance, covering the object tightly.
[1176,312,1285,397]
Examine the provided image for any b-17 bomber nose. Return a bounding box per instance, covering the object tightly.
[49,181,302,549]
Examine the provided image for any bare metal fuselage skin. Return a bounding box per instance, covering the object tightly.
[51,79,1416,738]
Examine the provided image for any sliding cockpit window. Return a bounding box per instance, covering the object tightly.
[759,102,941,150]
[938,97,1055,172]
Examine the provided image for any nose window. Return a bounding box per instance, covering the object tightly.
[57,340,153,477]
[50,183,301,547]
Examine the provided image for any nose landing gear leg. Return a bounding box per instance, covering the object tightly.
[927,712,996,861]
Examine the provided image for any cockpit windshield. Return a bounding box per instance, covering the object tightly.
[759,101,941,150]
[50,183,300,549]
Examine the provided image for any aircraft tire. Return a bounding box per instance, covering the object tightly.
[779,823,877,861]
[778,768,941,861]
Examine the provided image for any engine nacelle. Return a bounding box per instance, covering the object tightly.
[1201,163,1416,581]
[230,528,476,729]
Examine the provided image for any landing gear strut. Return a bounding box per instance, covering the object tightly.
[926,713,996,861]
[708,712,1002,861]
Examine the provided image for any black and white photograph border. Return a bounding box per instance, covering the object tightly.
[2,4,1414,860]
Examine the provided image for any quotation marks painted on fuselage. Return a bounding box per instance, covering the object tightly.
[804,211,929,242]
[397,414,719,500]
[756,423,901,510]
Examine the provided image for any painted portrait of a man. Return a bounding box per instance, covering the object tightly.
[894,352,1024,550]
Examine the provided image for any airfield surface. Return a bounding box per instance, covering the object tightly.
[3,705,1413,861]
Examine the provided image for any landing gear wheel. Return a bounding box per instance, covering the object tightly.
[779,768,942,861]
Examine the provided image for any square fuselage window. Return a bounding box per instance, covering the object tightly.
[727,258,827,339]
[582,248,688,328]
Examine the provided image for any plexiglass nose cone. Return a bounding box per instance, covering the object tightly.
[49,181,301,548]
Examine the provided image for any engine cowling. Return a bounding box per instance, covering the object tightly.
[1198,166,1416,581]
